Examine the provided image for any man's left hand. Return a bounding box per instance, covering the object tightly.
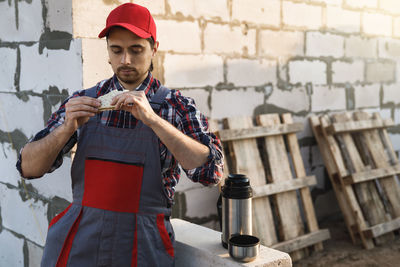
[111,91,158,126]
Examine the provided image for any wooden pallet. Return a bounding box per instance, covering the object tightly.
[212,113,330,261]
[310,111,400,249]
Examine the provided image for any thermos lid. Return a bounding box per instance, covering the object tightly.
[222,174,253,199]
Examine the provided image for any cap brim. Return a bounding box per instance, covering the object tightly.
[98,23,152,39]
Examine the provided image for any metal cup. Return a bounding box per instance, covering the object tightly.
[229,234,260,262]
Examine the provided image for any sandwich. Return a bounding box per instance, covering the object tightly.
[97,89,129,111]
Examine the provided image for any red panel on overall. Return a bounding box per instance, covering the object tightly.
[83,158,143,213]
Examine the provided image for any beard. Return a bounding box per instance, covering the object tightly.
[116,66,141,84]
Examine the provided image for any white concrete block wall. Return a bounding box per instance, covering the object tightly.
[5,0,400,264]
[282,1,323,30]
[164,54,224,88]
[232,0,280,26]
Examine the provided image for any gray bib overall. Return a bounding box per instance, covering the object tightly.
[41,87,174,267]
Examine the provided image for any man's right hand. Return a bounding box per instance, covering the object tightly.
[64,96,101,132]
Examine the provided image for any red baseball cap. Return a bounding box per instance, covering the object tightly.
[98,3,156,42]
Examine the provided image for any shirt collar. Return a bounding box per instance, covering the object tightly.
[110,72,157,98]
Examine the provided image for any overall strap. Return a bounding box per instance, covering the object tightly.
[84,85,98,98]
[150,86,171,113]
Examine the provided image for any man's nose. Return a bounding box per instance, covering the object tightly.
[121,51,131,65]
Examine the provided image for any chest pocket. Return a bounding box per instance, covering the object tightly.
[82,157,144,213]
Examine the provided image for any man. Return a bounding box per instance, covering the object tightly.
[17,3,223,266]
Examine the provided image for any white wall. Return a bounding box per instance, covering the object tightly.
[2,0,400,265]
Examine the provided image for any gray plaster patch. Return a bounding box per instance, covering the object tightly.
[0,206,2,233]
[172,191,219,226]
[14,46,20,92]
[171,192,187,219]
[38,30,72,54]
[42,86,69,123]
[46,196,70,224]
[253,103,308,118]
[345,84,355,110]
[18,180,40,203]
[23,240,28,267]
[0,129,28,152]
[263,84,273,98]
[298,136,316,147]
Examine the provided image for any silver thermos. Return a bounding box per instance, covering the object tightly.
[221,174,253,248]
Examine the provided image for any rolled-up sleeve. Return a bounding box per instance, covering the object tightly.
[173,93,224,186]
[16,91,83,179]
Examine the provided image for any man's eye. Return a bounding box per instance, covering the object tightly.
[112,49,122,54]
[131,48,143,54]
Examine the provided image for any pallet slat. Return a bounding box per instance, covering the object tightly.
[224,116,277,246]
[343,164,400,185]
[257,114,306,261]
[216,122,303,141]
[271,229,330,253]
[325,118,394,135]
[282,113,324,252]
[252,176,317,198]
[363,217,400,238]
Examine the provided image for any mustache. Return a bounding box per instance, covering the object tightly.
[117,66,136,72]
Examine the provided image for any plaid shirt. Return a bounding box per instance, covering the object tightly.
[17,72,223,204]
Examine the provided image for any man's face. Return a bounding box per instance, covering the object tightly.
[107,27,157,88]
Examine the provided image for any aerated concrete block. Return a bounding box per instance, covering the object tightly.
[0,184,48,246]
[363,12,392,37]
[354,84,380,108]
[45,0,72,33]
[226,59,276,87]
[210,88,264,119]
[259,30,304,58]
[289,60,327,85]
[326,6,360,33]
[0,93,43,139]
[365,61,395,83]
[179,88,211,117]
[344,0,378,9]
[345,36,377,58]
[311,85,346,112]
[232,0,280,26]
[383,84,400,105]
[0,143,21,187]
[27,240,43,267]
[204,24,256,55]
[282,1,322,30]
[171,219,292,267]
[0,230,24,267]
[267,87,309,113]
[19,41,83,94]
[169,0,229,21]
[26,157,73,203]
[81,38,113,89]
[0,47,17,92]
[306,32,344,58]
[164,55,224,88]
[157,20,201,53]
[332,60,364,84]
[135,0,165,15]
[0,1,18,42]
[17,0,43,42]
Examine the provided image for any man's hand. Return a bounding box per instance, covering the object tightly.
[111,91,159,126]
[64,96,101,132]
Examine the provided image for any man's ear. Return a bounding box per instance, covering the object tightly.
[152,41,159,56]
